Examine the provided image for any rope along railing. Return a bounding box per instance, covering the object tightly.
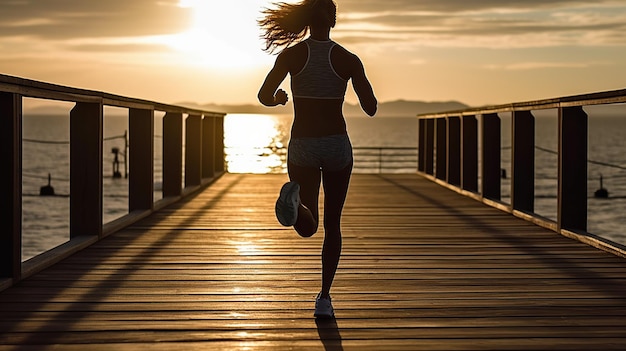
[0,73,226,289]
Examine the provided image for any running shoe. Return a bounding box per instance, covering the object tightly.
[275,181,300,226]
[314,293,335,318]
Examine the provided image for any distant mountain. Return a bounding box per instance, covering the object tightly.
[22,99,470,117]
[345,99,469,117]
[178,102,291,115]
[24,104,73,115]
[178,99,470,117]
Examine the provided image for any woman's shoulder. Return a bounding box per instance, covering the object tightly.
[330,42,360,63]
[279,41,308,59]
[277,41,309,73]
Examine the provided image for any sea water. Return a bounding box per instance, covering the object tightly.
[21,111,626,260]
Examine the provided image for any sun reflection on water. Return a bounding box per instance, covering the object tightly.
[224,114,289,174]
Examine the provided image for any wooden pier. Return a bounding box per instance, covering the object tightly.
[1,173,625,350]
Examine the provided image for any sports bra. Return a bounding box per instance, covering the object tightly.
[291,38,348,100]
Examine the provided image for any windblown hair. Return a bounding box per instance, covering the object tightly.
[259,0,337,54]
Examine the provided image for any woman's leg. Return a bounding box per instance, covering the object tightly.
[319,161,352,298]
[288,161,321,237]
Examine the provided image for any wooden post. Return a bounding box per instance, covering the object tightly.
[202,116,215,179]
[70,102,103,238]
[447,116,461,186]
[185,115,202,187]
[511,110,535,213]
[418,118,426,172]
[462,115,478,192]
[129,108,154,211]
[214,117,225,173]
[425,119,435,175]
[435,118,447,181]
[0,92,22,279]
[559,106,588,232]
[163,112,183,197]
[482,113,501,200]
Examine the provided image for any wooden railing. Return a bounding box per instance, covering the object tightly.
[417,88,626,257]
[0,74,226,289]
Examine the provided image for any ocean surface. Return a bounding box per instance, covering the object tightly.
[21,109,626,260]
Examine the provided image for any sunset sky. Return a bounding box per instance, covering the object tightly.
[1,0,625,109]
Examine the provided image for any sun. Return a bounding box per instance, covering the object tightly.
[163,0,273,69]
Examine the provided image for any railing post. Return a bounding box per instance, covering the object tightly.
[0,92,22,279]
[418,118,426,172]
[129,108,154,211]
[462,115,478,192]
[482,113,501,200]
[558,106,588,232]
[511,110,535,213]
[163,112,183,197]
[185,115,202,187]
[70,102,103,238]
[447,116,461,186]
[425,119,435,175]
[435,118,447,180]
[202,116,215,179]
[214,117,225,173]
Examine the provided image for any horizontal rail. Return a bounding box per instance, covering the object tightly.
[223,146,418,174]
[0,74,223,117]
[416,88,626,258]
[417,88,626,118]
[0,74,226,290]
[353,147,418,173]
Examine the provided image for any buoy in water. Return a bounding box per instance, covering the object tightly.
[594,174,609,198]
[40,173,55,196]
[112,147,122,178]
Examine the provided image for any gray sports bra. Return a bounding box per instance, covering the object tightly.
[291,38,348,100]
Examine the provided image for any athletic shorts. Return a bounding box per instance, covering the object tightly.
[288,134,353,172]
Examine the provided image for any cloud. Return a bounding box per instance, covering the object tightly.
[0,0,191,39]
[338,0,616,13]
[67,42,171,53]
[483,61,603,70]
[334,1,626,48]
[3,0,625,50]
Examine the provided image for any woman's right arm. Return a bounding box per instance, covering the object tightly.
[258,53,290,107]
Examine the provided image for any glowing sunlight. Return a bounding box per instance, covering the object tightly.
[164,0,273,69]
[224,114,288,174]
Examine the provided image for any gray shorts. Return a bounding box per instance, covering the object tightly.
[288,134,353,172]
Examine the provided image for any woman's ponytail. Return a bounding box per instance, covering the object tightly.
[259,0,335,54]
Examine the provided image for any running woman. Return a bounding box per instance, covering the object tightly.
[258,0,377,318]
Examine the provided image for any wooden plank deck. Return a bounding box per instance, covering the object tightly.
[1,173,626,350]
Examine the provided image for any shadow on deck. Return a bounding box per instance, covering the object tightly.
[1,173,625,350]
